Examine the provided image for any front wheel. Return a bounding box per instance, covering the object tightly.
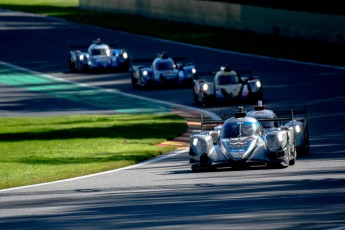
[191,164,203,173]
[69,56,77,73]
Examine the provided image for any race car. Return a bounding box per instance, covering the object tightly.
[189,106,297,172]
[68,38,129,72]
[193,66,263,106]
[130,53,197,89]
[246,101,310,156]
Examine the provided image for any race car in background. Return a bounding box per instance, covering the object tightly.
[189,106,297,172]
[246,101,310,156]
[193,66,263,106]
[68,38,129,72]
[130,52,197,89]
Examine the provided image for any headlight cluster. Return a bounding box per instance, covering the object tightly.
[266,131,287,152]
[295,125,301,133]
[79,54,89,61]
[192,137,204,154]
[202,83,209,91]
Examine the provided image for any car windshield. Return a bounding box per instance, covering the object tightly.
[220,122,257,138]
[155,60,175,71]
[91,48,109,56]
[217,74,239,85]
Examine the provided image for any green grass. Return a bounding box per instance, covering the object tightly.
[0,0,344,67]
[0,114,187,189]
[0,0,78,7]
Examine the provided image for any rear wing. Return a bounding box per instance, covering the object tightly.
[257,111,306,124]
[130,55,186,64]
[193,71,216,81]
[200,121,224,131]
[274,104,307,119]
[68,41,119,50]
[221,104,307,120]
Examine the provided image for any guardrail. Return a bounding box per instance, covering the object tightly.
[80,0,345,43]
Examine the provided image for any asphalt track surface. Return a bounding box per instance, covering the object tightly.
[0,9,345,229]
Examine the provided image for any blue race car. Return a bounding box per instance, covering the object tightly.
[193,66,263,106]
[247,101,310,156]
[189,107,296,172]
[131,53,196,89]
[69,38,129,72]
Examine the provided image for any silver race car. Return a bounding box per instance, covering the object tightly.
[69,38,129,72]
[193,66,263,106]
[189,107,296,172]
[247,101,310,156]
[130,53,196,89]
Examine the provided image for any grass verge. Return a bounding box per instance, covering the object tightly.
[0,113,187,189]
[0,0,344,67]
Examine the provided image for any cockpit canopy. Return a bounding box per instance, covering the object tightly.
[220,118,262,138]
[153,58,175,71]
[216,71,240,85]
[88,44,111,56]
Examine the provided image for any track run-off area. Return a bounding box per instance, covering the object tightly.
[0,8,345,229]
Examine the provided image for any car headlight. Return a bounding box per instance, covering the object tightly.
[193,138,199,146]
[202,83,209,91]
[79,54,84,61]
[295,125,301,133]
[277,132,284,142]
[122,52,128,59]
[142,70,148,76]
[192,68,197,74]
[256,81,262,88]
[192,137,204,154]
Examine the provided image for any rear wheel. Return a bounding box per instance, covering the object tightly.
[300,136,310,156]
[131,73,139,89]
[289,157,296,165]
[289,147,297,165]
[69,56,77,73]
[193,88,200,105]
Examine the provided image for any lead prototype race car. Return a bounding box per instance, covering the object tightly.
[69,38,129,72]
[193,66,263,106]
[246,101,310,156]
[189,107,296,172]
[130,53,197,89]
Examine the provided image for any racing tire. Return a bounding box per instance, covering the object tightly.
[131,74,139,89]
[191,164,203,173]
[191,164,216,173]
[289,157,296,165]
[289,149,297,165]
[267,160,289,169]
[300,138,310,156]
[69,56,77,73]
[201,96,212,107]
[193,88,200,105]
